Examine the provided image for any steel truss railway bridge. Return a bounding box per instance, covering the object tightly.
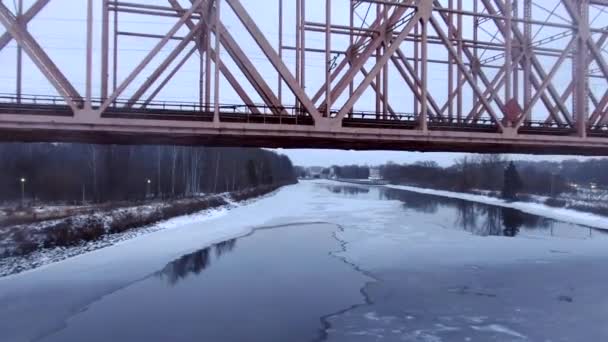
[1,0,608,154]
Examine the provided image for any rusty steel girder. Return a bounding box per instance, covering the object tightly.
[1,0,608,155]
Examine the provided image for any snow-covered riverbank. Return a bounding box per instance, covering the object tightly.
[0,184,288,277]
[386,184,608,230]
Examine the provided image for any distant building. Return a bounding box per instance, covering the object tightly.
[368,167,383,181]
[329,167,338,180]
[306,166,324,179]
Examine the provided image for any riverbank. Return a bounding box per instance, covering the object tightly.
[386,184,608,230]
[0,183,292,277]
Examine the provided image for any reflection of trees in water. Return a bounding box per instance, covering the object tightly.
[456,202,505,236]
[159,238,238,286]
[483,206,504,236]
[326,185,370,196]
[456,201,478,232]
[455,201,552,238]
[502,208,525,237]
[380,188,564,238]
[381,188,439,214]
[215,239,237,257]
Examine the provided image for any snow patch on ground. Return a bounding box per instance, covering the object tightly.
[0,186,288,278]
[386,184,608,230]
[0,205,233,278]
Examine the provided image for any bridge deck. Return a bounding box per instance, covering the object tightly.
[2,100,608,155]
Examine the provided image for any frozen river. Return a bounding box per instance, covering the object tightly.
[1,181,607,341]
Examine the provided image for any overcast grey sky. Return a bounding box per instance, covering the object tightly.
[277,149,594,167]
[0,1,604,167]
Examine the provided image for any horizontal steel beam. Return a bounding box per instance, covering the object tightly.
[1,109,608,155]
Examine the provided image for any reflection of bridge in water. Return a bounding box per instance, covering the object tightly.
[2,1,608,154]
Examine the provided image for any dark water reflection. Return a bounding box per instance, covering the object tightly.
[323,184,602,239]
[158,239,237,286]
[39,224,369,342]
[327,185,371,196]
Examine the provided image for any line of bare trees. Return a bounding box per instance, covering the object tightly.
[380,155,574,196]
[0,143,296,203]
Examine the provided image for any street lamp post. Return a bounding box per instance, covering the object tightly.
[20,178,26,208]
[146,179,151,199]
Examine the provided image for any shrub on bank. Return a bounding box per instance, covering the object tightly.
[569,204,608,217]
[229,183,287,202]
[544,198,568,208]
[8,185,286,258]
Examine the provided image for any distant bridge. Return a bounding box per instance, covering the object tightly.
[1,0,608,155]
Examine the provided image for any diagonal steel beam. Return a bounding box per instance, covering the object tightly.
[360,66,397,119]
[551,31,608,125]
[312,57,347,105]
[142,47,198,108]
[322,4,412,112]
[311,3,404,108]
[482,0,571,125]
[100,0,206,113]
[314,53,397,119]
[0,0,51,51]
[0,2,81,112]
[516,38,577,128]
[432,0,507,122]
[337,9,422,121]
[177,0,278,115]
[484,0,573,125]
[392,48,443,120]
[224,0,321,121]
[429,15,505,130]
[127,20,203,107]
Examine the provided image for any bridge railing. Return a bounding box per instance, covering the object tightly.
[1,93,607,133]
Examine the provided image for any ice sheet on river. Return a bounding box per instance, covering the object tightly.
[1,180,607,342]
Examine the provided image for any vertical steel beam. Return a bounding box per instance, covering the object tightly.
[457,0,463,122]
[375,2,382,119]
[512,0,519,104]
[112,8,118,93]
[295,0,301,111]
[420,16,428,131]
[325,0,331,117]
[300,0,306,103]
[278,0,283,103]
[101,0,110,100]
[473,0,479,112]
[205,2,212,112]
[349,1,354,100]
[505,0,513,101]
[86,0,94,109]
[448,0,454,121]
[414,18,419,116]
[523,0,532,118]
[574,0,589,137]
[213,0,222,121]
[382,3,389,120]
[16,0,23,104]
